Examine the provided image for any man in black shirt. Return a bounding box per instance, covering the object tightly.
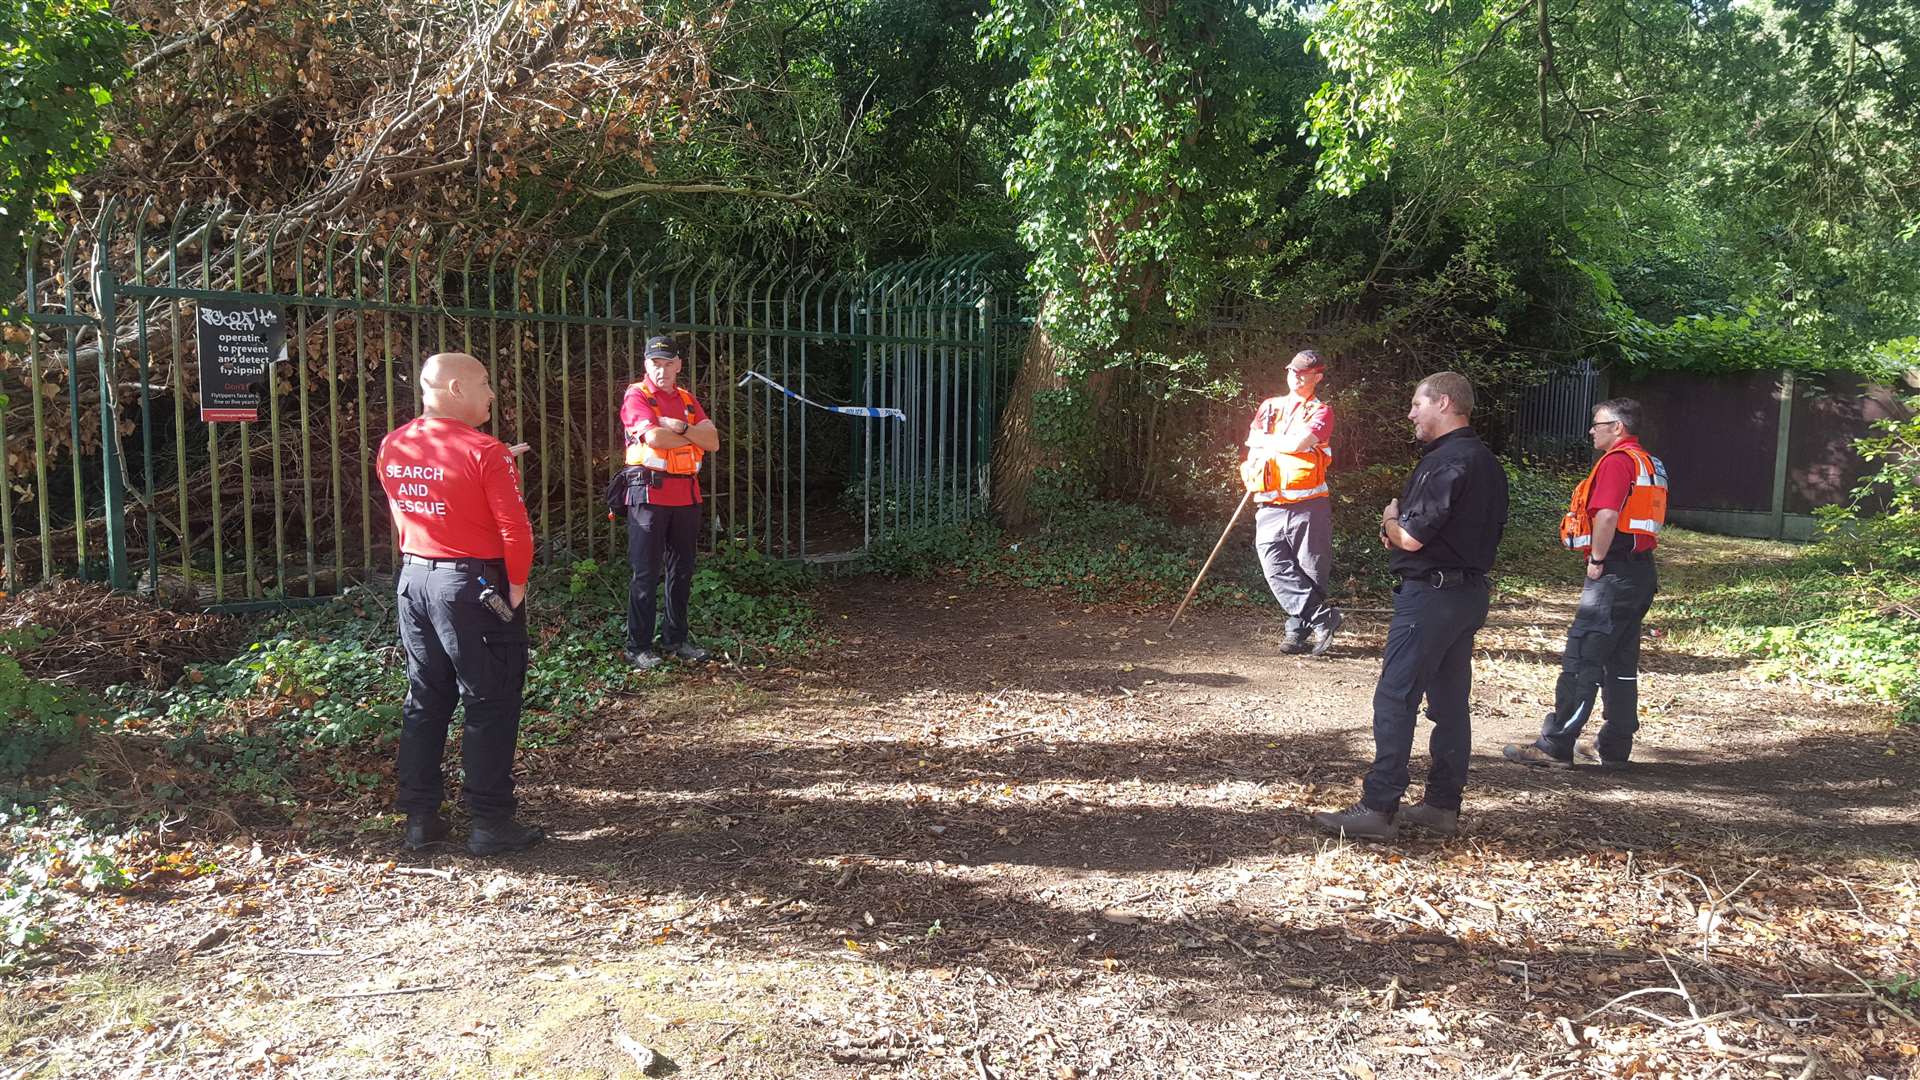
[1313,372,1509,841]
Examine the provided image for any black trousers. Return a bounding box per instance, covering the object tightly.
[1538,557,1657,760]
[1362,576,1491,813]
[625,501,702,652]
[394,558,528,819]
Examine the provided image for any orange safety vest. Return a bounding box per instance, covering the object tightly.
[1248,395,1331,505]
[623,383,705,475]
[1561,445,1667,553]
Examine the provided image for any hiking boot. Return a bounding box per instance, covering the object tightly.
[468,817,546,856]
[1576,738,1630,770]
[665,640,712,663]
[1310,801,1399,841]
[1503,742,1574,769]
[624,647,664,671]
[1308,608,1345,657]
[1279,635,1309,656]
[1393,801,1460,837]
[403,812,450,851]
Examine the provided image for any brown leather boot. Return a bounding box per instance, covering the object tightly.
[1393,802,1460,837]
[1310,801,1399,841]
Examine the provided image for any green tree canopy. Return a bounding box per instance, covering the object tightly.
[1,0,129,313]
[1301,0,1920,378]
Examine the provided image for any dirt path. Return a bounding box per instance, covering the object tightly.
[5,553,1917,1079]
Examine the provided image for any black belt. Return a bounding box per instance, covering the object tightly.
[401,553,504,570]
[1400,568,1486,589]
[1601,551,1654,562]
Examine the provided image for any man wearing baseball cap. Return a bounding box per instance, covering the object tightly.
[613,335,721,669]
[1240,348,1343,655]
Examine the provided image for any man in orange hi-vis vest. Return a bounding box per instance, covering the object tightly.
[613,336,722,671]
[1505,397,1667,770]
[1241,349,1343,656]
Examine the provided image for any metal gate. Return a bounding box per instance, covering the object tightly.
[1,201,1011,608]
[1509,357,1602,462]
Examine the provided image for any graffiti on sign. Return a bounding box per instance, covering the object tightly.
[195,301,286,422]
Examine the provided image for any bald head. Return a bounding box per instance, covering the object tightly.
[420,352,495,426]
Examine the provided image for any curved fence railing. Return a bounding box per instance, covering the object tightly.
[1,201,1016,609]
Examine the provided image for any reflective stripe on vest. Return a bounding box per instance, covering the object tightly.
[1560,445,1667,552]
[1251,394,1330,505]
[624,383,705,474]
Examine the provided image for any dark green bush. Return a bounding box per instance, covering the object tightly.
[0,628,93,778]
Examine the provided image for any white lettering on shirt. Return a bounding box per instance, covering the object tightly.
[391,496,449,517]
[386,455,453,517]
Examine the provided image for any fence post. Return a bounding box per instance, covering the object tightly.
[93,250,131,590]
[1770,368,1794,541]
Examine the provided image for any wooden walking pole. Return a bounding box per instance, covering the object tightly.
[1167,490,1254,634]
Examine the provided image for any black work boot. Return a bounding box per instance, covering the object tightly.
[665,640,712,663]
[1310,801,1399,841]
[1393,802,1460,837]
[468,817,546,856]
[403,812,451,851]
[1308,608,1345,657]
[1576,737,1630,770]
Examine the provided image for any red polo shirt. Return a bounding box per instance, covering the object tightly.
[1248,393,1334,447]
[620,378,710,507]
[1589,435,1657,554]
[377,418,535,584]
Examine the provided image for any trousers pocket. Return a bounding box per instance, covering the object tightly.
[481,629,529,654]
[476,629,529,691]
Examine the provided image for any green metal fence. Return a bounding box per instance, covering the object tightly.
[1,201,1015,609]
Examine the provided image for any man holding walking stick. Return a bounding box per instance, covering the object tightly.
[1241,349,1342,655]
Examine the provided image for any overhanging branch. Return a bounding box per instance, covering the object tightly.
[133,5,262,75]
[584,180,817,208]
[1447,0,1533,76]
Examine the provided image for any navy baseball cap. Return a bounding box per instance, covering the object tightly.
[1287,349,1326,372]
[644,336,682,361]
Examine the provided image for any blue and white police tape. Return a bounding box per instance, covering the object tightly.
[735,371,905,421]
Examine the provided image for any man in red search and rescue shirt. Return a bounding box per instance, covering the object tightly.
[1241,349,1344,656]
[615,335,722,670]
[377,352,545,856]
[1504,397,1667,770]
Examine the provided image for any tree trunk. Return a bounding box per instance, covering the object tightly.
[991,300,1065,532]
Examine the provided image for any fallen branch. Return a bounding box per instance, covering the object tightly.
[829,1045,909,1064]
[322,984,454,1000]
[1813,871,1868,920]
[967,728,1045,745]
[394,866,456,881]
[1578,985,1690,1024]
[1832,962,1920,1028]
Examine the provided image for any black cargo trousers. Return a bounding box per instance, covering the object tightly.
[1361,571,1492,814]
[394,555,530,819]
[1537,555,1657,761]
